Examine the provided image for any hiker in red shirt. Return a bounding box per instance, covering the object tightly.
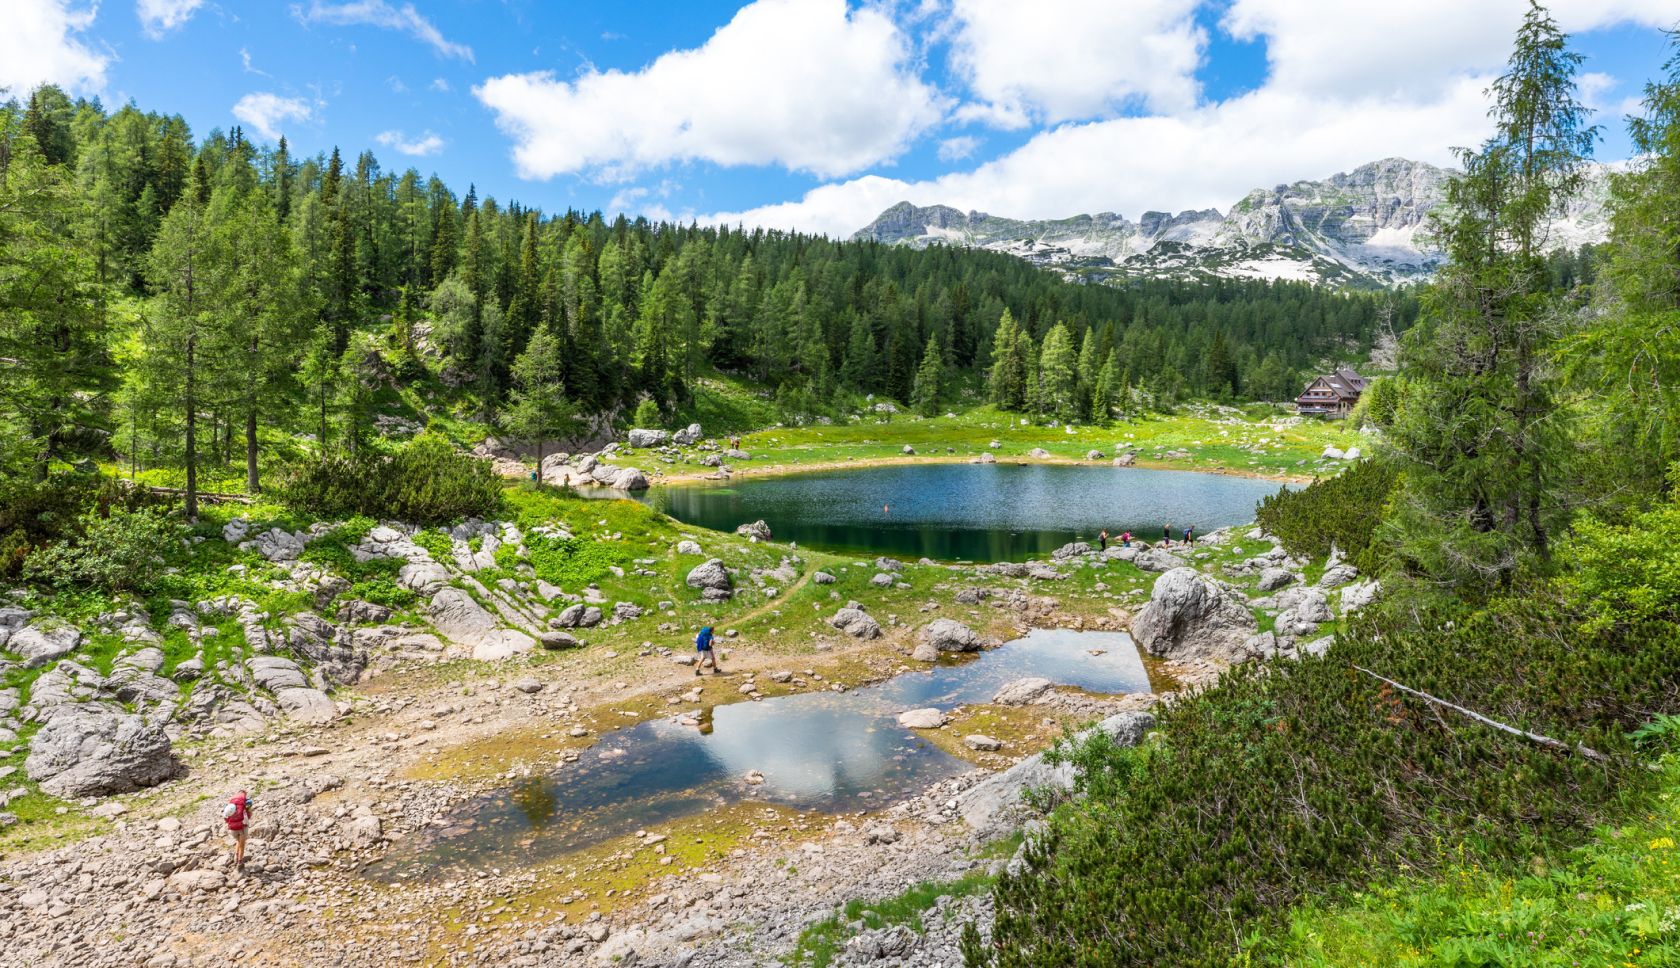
[224,790,255,868]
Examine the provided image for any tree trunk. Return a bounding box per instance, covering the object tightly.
[246,409,260,493]
[185,336,198,519]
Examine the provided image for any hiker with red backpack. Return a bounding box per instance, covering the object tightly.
[224,790,255,868]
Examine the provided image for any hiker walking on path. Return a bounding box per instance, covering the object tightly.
[1163,524,1172,547]
[224,790,254,868]
[1185,525,1196,547]
[1122,531,1131,547]
[1099,529,1108,552]
[695,626,720,675]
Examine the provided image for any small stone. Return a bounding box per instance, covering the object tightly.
[897,708,946,729]
[964,734,1003,751]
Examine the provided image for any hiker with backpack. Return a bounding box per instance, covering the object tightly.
[224,790,255,868]
[695,626,721,675]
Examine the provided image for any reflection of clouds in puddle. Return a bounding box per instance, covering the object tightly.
[370,629,1152,880]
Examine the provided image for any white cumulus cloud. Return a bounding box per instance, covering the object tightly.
[374,129,445,156]
[0,0,109,94]
[474,0,946,181]
[137,0,204,38]
[232,92,313,141]
[291,0,474,62]
[947,0,1205,127]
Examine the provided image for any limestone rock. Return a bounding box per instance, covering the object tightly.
[735,520,773,541]
[247,656,308,692]
[1132,549,1187,573]
[612,602,643,621]
[1340,578,1380,613]
[26,707,178,797]
[869,573,894,588]
[897,708,946,729]
[1029,448,1051,459]
[813,571,836,584]
[10,624,82,668]
[957,711,1156,835]
[275,688,337,721]
[1085,450,1104,461]
[830,608,882,639]
[335,599,393,625]
[254,528,307,561]
[1256,567,1296,592]
[627,428,669,448]
[1130,568,1258,664]
[540,630,581,649]
[910,642,938,663]
[1052,541,1090,560]
[429,587,535,661]
[921,618,981,652]
[1318,563,1359,588]
[965,734,1003,751]
[685,558,733,592]
[971,452,997,464]
[672,423,703,446]
[676,540,703,556]
[1113,452,1136,466]
[397,561,452,596]
[993,677,1055,705]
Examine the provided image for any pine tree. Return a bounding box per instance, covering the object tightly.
[840,311,877,392]
[1206,330,1238,399]
[989,309,1025,410]
[1039,322,1078,418]
[1389,1,1597,583]
[912,334,944,416]
[142,184,215,516]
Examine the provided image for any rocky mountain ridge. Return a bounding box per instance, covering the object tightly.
[853,157,1614,289]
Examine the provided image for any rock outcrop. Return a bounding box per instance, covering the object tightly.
[428,588,534,661]
[830,608,882,639]
[1130,568,1258,664]
[957,711,1155,835]
[920,618,981,652]
[26,708,178,797]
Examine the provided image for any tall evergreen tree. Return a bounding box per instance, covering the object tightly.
[911,334,944,416]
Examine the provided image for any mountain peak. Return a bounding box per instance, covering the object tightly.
[850,158,1610,289]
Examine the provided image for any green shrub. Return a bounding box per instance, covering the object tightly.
[633,398,662,427]
[794,874,993,968]
[968,590,1676,968]
[525,533,630,588]
[412,529,454,561]
[1254,458,1397,573]
[23,507,185,592]
[275,431,502,524]
[1559,465,1680,632]
[0,473,175,579]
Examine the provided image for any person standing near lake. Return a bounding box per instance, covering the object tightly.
[1122,531,1131,547]
[695,626,720,675]
[1185,525,1196,547]
[1163,524,1172,547]
[1099,529,1108,552]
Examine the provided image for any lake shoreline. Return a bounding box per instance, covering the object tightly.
[649,452,1317,489]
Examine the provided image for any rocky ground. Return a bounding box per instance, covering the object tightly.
[0,432,1375,968]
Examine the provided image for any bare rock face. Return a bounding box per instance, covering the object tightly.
[26,707,179,797]
[1131,568,1258,664]
[397,561,451,596]
[993,677,1055,706]
[275,688,337,721]
[10,624,82,668]
[897,708,947,729]
[830,608,882,639]
[335,599,392,625]
[921,618,981,652]
[428,588,534,661]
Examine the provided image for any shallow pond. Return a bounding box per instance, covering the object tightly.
[367,629,1152,882]
[644,463,1288,562]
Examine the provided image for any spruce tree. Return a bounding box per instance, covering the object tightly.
[1205,330,1238,399]
[988,309,1024,410]
[505,327,577,475]
[911,334,943,416]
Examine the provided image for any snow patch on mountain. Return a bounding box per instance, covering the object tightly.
[851,157,1615,289]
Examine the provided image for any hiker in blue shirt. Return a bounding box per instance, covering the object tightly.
[695,626,720,675]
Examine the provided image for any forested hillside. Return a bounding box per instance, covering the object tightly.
[1,83,1425,508]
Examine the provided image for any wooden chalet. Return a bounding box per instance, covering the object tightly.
[1295,368,1368,415]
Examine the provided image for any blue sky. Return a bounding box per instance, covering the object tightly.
[5,0,1679,236]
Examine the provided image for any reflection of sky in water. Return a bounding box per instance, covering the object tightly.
[367,630,1146,881]
[634,463,1287,562]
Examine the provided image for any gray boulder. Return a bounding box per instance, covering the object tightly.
[428,587,534,661]
[736,520,773,541]
[275,688,337,721]
[335,600,393,625]
[1130,568,1258,664]
[869,573,894,588]
[26,707,178,798]
[612,602,643,621]
[725,449,751,460]
[874,557,903,572]
[957,711,1156,836]
[830,608,882,639]
[672,423,703,446]
[685,558,733,592]
[1029,448,1051,458]
[1133,549,1187,573]
[1256,567,1296,592]
[921,618,981,652]
[1085,450,1104,461]
[993,677,1055,705]
[1052,542,1091,559]
[539,630,580,649]
[1274,586,1333,622]
[897,708,946,729]
[1113,452,1136,466]
[1340,579,1380,613]
[910,642,938,663]
[313,576,352,611]
[247,656,308,692]
[254,528,306,561]
[676,540,703,556]
[627,428,669,448]
[397,561,452,596]
[812,571,836,584]
[10,624,82,668]
[1318,564,1360,588]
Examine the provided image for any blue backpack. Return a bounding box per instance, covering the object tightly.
[696,627,714,650]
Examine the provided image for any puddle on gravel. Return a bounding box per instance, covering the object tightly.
[365,629,1152,883]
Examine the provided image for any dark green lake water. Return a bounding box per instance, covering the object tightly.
[644,463,1289,562]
